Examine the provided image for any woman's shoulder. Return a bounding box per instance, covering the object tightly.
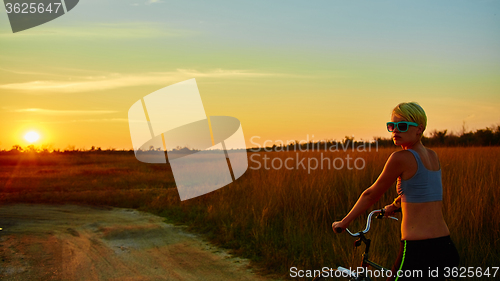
[389,149,417,164]
[391,149,415,158]
[424,147,440,161]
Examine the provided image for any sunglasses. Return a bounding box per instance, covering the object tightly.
[386,121,418,133]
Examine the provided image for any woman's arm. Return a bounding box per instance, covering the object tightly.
[332,151,407,233]
[393,195,402,207]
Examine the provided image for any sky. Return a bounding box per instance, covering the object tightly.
[1,0,499,150]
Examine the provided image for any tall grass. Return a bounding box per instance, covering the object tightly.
[1,147,498,280]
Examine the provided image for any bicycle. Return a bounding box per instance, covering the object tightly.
[313,209,399,280]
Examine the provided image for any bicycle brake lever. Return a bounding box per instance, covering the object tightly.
[379,208,398,221]
[377,214,398,221]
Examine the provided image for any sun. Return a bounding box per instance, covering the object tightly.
[24,131,40,143]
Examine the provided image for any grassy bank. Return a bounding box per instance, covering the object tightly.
[1,147,498,280]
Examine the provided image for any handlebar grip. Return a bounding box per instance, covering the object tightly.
[334,227,343,234]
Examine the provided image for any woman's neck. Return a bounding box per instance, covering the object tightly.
[401,140,423,150]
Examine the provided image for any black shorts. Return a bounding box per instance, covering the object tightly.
[387,236,460,281]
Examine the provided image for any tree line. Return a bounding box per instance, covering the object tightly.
[250,125,500,151]
[376,126,500,147]
[2,125,500,154]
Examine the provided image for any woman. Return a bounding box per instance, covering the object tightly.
[331,102,459,280]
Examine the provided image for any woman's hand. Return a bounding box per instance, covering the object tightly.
[332,220,349,234]
[383,203,400,216]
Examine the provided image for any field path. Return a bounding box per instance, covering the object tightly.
[0,204,277,281]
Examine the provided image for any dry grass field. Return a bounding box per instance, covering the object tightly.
[1,147,499,280]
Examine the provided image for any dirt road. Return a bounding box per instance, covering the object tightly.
[0,204,279,281]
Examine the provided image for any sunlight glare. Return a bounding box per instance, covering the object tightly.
[24,131,40,143]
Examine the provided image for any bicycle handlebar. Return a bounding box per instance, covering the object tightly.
[344,209,398,237]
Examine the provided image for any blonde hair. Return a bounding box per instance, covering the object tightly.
[392,102,427,132]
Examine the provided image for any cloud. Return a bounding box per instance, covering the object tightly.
[10,108,118,115]
[0,67,68,77]
[0,22,194,39]
[0,69,298,94]
[0,67,111,77]
[15,118,128,124]
[39,118,129,124]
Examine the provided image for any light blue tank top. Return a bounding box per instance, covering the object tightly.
[397,149,443,203]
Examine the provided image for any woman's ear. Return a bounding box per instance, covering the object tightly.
[417,125,424,136]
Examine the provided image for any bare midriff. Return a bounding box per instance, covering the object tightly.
[401,201,450,240]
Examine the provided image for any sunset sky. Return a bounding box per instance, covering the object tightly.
[1,0,499,150]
